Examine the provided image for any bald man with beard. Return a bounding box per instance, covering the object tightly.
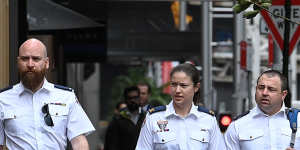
[0,38,95,150]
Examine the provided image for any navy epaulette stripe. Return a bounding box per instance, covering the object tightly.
[234,110,250,121]
[197,106,215,116]
[54,84,73,92]
[0,86,13,93]
[148,105,166,114]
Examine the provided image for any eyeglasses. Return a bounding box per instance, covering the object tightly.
[170,82,194,89]
[127,96,139,100]
[42,104,54,126]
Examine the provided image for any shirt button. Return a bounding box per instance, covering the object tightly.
[250,136,252,139]
[162,139,165,142]
[56,113,58,115]
[202,138,205,142]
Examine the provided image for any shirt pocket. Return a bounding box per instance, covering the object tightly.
[2,110,28,136]
[190,129,209,150]
[153,131,179,150]
[43,104,68,136]
[238,129,264,149]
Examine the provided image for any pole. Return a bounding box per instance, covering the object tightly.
[179,0,187,31]
[233,7,244,115]
[201,1,213,110]
[283,0,291,107]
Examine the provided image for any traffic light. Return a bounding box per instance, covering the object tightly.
[170,1,193,29]
[218,113,232,133]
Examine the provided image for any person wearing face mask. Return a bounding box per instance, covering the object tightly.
[135,63,225,150]
[104,86,146,150]
[0,38,95,150]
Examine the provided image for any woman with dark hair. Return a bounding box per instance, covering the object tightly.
[136,63,225,150]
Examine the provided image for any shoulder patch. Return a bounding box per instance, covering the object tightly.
[0,86,13,93]
[54,84,73,92]
[197,106,215,116]
[148,105,166,114]
[234,110,250,121]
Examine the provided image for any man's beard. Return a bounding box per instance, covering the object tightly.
[126,101,139,112]
[20,68,46,91]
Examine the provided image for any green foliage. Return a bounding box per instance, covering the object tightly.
[233,0,272,19]
[111,67,171,107]
[243,10,260,19]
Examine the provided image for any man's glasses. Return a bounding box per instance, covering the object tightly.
[127,96,139,100]
[42,104,54,126]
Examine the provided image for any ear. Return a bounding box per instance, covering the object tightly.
[194,82,200,93]
[281,90,288,101]
[45,57,50,69]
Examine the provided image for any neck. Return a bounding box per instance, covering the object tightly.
[173,102,192,117]
[22,80,44,93]
[260,104,283,116]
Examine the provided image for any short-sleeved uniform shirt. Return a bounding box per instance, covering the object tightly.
[0,79,95,150]
[224,105,300,150]
[136,101,225,150]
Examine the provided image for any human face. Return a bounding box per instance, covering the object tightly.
[170,71,199,108]
[126,91,140,112]
[255,74,287,115]
[18,39,49,92]
[138,85,150,106]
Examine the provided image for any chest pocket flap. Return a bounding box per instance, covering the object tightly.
[153,131,176,143]
[1,111,16,120]
[190,129,210,143]
[48,104,68,116]
[281,128,300,137]
[239,129,264,141]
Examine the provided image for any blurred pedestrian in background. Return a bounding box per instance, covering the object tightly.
[138,82,152,113]
[113,101,127,115]
[136,63,225,150]
[104,86,145,150]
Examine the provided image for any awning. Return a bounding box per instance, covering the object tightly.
[27,0,104,31]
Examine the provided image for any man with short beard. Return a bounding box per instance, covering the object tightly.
[137,82,152,113]
[104,86,145,150]
[0,38,95,150]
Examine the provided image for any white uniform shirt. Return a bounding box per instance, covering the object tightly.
[225,105,300,150]
[136,101,225,150]
[0,79,95,150]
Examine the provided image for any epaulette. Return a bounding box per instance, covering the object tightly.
[148,105,166,114]
[0,86,13,93]
[197,106,215,116]
[234,110,250,121]
[54,84,73,92]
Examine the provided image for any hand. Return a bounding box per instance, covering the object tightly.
[286,147,296,150]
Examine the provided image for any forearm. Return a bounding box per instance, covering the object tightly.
[71,135,89,150]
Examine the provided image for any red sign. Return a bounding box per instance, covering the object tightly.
[268,33,274,67]
[260,0,300,55]
[161,61,172,94]
[240,41,247,69]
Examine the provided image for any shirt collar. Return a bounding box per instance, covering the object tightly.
[253,103,286,117]
[165,101,175,118]
[164,100,200,118]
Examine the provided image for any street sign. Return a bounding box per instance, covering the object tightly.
[260,18,269,34]
[260,0,300,55]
